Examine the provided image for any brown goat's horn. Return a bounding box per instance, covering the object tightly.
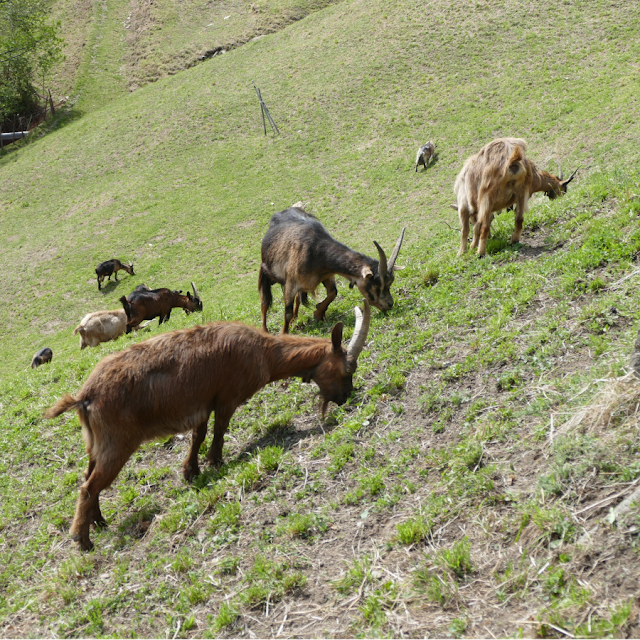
[388,227,406,272]
[346,300,371,368]
[562,167,579,186]
[191,282,200,298]
[374,241,388,282]
[557,161,563,181]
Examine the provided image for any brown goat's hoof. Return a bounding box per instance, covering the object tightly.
[72,533,94,552]
[182,465,200,483]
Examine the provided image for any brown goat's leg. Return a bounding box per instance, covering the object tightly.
[314,277,338,321]
[182,419,210,482]
[292,294,301,320]
[205,407,235,467]
[71,458,129,551]
[458,206,470,256]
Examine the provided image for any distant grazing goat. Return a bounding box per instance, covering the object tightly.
[120,283,202,333]
[453,137,577,257]
[45,301,370,550]
[73,309,149,349]
[31,347,52,368]
[259,207,405,333]
[95,259,135,290]
[415,141,436,171]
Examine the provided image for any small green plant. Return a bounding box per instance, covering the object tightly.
[360,470,386,496]
[396,515,431,545]
[259,445,285,472]
[334,556,372,595]
[438,538,473,579]
[213,602,239,632]
[217,556,240,575]
[423,266,440,287]
[276,511,329,539]
[171,550,193,574]
[496,370,522,391]
[328,442,355,476]
[543,565,566,599]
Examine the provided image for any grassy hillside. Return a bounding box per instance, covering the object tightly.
[2,0,640,636]
[49,0,341,113]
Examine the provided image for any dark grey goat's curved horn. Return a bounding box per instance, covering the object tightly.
[387,227,406,272]
[374,241,388,282]
[191,282,200,298]
[346,300,371,369]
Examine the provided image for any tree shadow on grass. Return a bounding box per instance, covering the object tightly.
[0,106,85,163]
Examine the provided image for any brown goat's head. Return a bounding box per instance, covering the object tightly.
[354,228,405,311]
[184,282,203,314]
[545,165,579,200]
[312,301,371,415]
[124,262,135,276]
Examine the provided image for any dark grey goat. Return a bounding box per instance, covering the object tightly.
[95,259,135,290]
[259,207,405,333]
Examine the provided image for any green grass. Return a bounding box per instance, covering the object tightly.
[2,0,640,636]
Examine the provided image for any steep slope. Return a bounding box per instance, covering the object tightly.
[49,0,343,113]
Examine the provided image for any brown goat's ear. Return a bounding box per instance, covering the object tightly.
[361,266,373,280]
[331,322,344,352]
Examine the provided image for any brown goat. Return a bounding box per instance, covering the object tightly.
[120,282,202,332]
[44,302,370,551]
[454,138,577,257]
[259,207,405,333]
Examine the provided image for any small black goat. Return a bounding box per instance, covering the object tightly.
[259,207,405,333]
[31,347,53,368]
[95,259,135,290]
[120,282,202,332]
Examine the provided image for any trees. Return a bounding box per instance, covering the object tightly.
[0,0,63,125]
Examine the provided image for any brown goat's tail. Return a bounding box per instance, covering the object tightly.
[258,264,273,311]
[119,295,132,320]
[44,393,78,419]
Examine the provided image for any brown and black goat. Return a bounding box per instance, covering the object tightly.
[95,259,135,290]
[120,282,202,332]
[259,207,405,333]
[415,141,436,171]
[453,138,577,257]
[45,301,371,550]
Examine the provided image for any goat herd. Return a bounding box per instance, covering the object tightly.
[39,136,576,551]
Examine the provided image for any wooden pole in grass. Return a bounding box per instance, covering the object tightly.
[252,81,279,136]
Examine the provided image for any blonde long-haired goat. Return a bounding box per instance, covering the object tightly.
[453,138,577,257]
